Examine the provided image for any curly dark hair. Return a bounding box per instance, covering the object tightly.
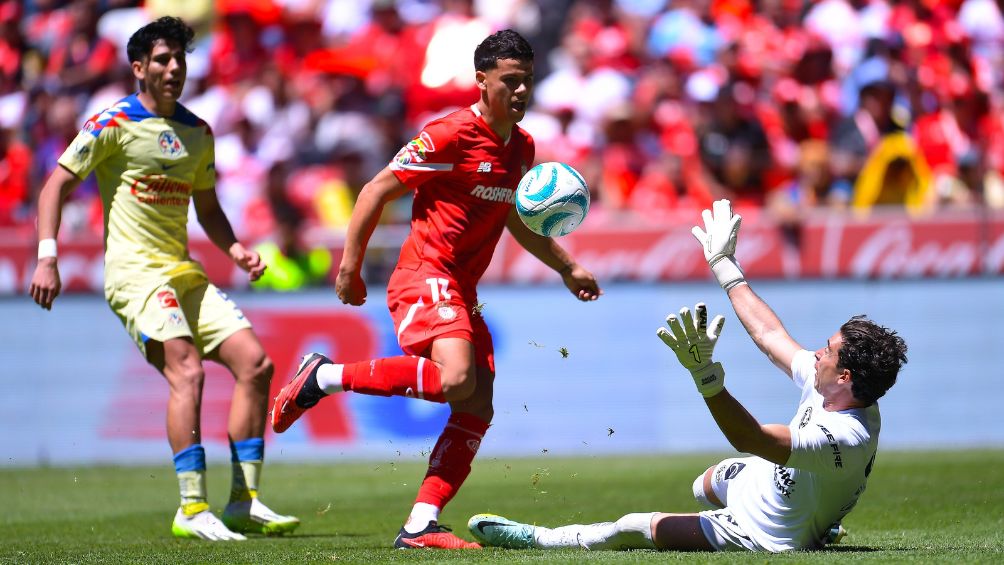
[126,16,195,63]
[474,29,534,71]
[838,316,908,405]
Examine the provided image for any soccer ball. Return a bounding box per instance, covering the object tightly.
[515,162,590,237]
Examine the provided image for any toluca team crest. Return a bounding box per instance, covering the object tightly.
[158,130,185,158]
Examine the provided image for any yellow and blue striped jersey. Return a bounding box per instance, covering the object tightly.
[58,93,216,283]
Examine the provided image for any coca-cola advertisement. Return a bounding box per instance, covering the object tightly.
[1,210,1001,294]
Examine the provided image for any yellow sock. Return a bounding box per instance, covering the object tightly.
[230,460,261,502]
[177,470,208,516]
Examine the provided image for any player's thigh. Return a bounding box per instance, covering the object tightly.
[146,336,204,392]
[651,513,715,551]
[206,327,270,380]
[179,281,252,357]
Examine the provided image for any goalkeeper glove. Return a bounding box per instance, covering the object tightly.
[656,303,726,397]
[691,199,747,290]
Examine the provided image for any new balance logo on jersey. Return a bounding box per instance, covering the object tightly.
[477,162,492,173]
[470,185,515,203]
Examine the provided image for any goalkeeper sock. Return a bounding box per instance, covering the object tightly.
[340,356,445,402]
[415,412,489,510]
[174,444,208,516]
[535,513,657,550]
[229,438,264,502]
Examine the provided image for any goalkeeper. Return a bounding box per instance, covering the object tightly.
[469,199,908,552]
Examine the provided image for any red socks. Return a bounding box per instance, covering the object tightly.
[340,359,489,509]
[341,355,445,403]
[415,412,490,508]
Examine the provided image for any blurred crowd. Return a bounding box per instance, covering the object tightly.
[3,0,1004,254]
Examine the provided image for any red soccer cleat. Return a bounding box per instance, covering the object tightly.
[270,353,331,433]
[394,522,482,549]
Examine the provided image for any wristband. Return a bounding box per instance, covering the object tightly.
[691,361,726,398]
[38,238,58,260]
[710,256,746,290]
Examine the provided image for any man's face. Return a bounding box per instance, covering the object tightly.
[477,58,533,125]
[814,330,847,395]
[133,39,187,101]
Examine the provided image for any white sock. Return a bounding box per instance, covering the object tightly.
[404,502,440,533]
[534,524,588,548]
[315,363,345,393]
[535,513,657,550]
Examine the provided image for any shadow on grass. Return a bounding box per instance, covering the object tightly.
[820,545,880,552]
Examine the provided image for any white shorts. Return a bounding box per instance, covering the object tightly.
[695,457,761,551]
[698,508,759,551]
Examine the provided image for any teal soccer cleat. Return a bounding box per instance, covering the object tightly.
[468,514,536,549]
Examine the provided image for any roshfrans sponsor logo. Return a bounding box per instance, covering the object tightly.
[470,184,515,203]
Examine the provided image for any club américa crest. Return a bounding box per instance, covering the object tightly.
[158,130,185,158]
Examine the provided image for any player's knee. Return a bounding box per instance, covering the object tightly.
[693,466,723,509]
[170,365,206,398]
[251,354,274,383]
[441,367,477,401]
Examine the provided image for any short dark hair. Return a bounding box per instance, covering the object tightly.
[838,316,908,405]
[126,16,195,63]
[474,29,534,72]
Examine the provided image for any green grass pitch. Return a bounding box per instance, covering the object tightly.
[3,450,1003,564]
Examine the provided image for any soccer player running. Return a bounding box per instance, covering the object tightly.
[270,30,601,549]
[28,17,298,541]
[468,199,908,552]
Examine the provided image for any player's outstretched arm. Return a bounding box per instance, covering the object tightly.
[336,167,412,306]
[505,209,601,301]
[193,188,266,282]
[29,165,82,310]
[727,284,801,377]
[692,199,801,377]
[656,304,791,465]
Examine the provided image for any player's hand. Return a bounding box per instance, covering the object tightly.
[561,263,602,301]
[230,243,267,282]
[656,303,726,397]
[29,258,61,311]
[335,269,367,306]
[691,199,746,290]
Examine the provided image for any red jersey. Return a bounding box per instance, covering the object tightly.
[390,105,535,287]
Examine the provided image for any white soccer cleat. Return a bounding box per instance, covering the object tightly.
[172,508,247,541]
[222,497,300,536]
[468,513,536,549]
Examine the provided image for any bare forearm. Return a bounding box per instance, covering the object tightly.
[507,213,574,272]
[705,390,790,465]
[199,208,240,255]
[726,284,797,372]
[521,233,573,272]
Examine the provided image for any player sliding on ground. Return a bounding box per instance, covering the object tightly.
[469,200,908,552]
[269,29,600,549]
[29,17,298,541]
